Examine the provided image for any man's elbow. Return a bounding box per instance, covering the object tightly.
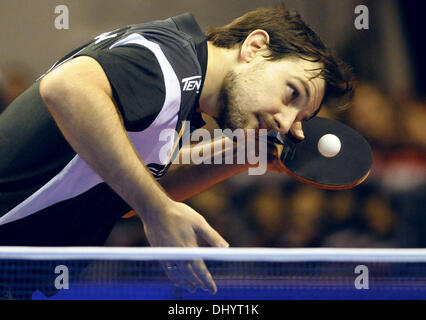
[39,56,112,109]
[39,72,71,109]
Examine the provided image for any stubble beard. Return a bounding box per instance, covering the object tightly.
[215,70,249,131]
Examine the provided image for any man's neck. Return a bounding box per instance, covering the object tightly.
[199,42,237,118]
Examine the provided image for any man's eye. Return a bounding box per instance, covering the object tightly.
[289,86,299,101]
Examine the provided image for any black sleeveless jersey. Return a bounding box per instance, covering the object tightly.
[0,13,207,225]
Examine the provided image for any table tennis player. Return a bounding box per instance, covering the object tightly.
[0,5,354,294]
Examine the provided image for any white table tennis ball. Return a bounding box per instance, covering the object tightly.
[318,134,341,158]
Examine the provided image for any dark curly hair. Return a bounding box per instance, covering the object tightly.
[205,2,355,111]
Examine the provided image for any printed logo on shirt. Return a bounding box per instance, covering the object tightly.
[182,76,202,93]
[94,32,118,44]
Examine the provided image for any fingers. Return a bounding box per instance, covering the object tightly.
[149,203,228,295]
[161,261,197,293]
[191,259,217,294]
[161,261,181,286]
[162,260,217,294]
[290,121,305,140]
[177,260,206,293]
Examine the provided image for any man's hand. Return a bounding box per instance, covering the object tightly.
[266,141,287,174]
[141,200,229,294]
[267,120,304,174]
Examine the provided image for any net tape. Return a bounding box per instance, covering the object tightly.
[0,247,425,262]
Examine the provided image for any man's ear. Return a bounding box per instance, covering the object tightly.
[239,29,270,63]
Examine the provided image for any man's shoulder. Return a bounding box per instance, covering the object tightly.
[83,13,204,55]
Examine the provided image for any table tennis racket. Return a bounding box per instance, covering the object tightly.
[267,117,373,190]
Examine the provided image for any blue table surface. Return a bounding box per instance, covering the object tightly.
[32,281,426,300]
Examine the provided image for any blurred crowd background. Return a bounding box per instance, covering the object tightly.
[1,0,424,248]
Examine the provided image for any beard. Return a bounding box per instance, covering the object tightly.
[215,70,250,131]
[214,61,268,131]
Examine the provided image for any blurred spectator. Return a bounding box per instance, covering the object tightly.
[321,229,394,248]
[0,62,33,111]
[343,83,398,149]
[0,71,6,114]
[248,185,288,246]
[401,100,426,150]
[280,186,327,247]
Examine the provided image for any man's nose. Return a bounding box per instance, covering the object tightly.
[273,108,299,134]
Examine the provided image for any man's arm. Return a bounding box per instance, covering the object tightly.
[40,56,227,294]
[160,135,287,202]
[40,56,169,218]
[160,136,250,202]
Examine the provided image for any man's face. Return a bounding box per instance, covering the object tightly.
[215,56,326,134]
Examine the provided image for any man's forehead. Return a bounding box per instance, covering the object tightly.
[278,57,326,116]
[280,58,323,79]
[277,58,325,92]
[306,73,326,114]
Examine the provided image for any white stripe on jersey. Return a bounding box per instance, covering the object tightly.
[0,34,181,226]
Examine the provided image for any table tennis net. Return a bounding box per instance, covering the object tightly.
[0,247,425,300]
